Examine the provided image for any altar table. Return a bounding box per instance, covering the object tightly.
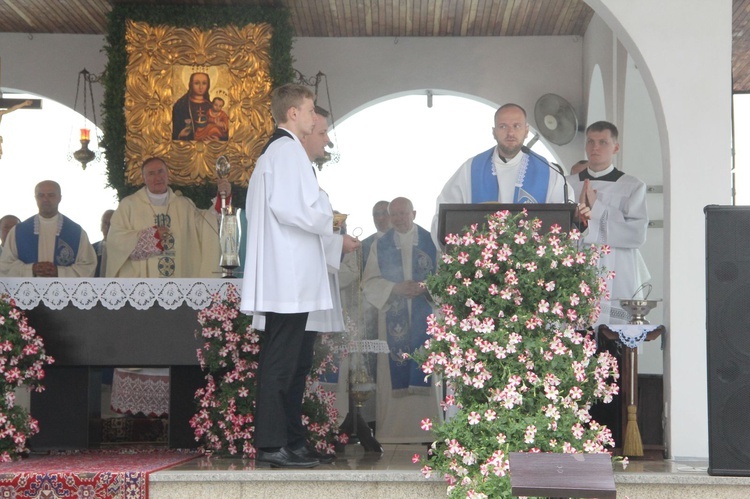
[0,278,235,450]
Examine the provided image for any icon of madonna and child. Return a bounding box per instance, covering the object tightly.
[172,67,230,142]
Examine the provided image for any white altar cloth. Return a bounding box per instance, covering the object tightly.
[0,278,236,311]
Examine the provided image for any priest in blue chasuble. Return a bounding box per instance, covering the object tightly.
[0,180,96,277]
[363,196,442,443]
[431,103,569,246]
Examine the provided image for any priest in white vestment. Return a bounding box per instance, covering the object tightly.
[106,157,227,278]
[0,180,95,277]
[363,197,442,444]
[103,157,228,419]
[431,103,569,248]
[568,121,650,324]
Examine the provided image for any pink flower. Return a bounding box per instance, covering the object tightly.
[468,412,481,425]
[572,422,585,439]
[420,418,433,431]
[524,425,537,444]
[447,439,462,455]
[412,453,421,463]
[569,386,583,400]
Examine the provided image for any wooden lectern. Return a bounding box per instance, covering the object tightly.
[437,203,576,247]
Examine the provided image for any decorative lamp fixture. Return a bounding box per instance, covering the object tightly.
[294,69,340,170]
[71,68,100,169]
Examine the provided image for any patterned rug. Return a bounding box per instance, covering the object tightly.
[0,449,198,498]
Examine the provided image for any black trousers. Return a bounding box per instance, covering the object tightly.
[254,311,310,449]
[285,331,318,449]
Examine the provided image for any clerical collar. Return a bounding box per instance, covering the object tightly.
[279,127,299,141]
[494,148,524,168]
[147,189,169,206]
[578,164,624,182]
[587,164,615,178]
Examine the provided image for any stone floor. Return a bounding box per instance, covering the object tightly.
[147,444,750,499]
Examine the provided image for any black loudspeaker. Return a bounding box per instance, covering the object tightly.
[705,205,750,476]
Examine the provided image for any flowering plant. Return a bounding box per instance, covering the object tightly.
[302,332,350,454]
[190,285,346,458]
[0,294,54,462]
[417,211,620,498]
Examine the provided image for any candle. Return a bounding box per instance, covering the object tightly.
[80,128,90,141]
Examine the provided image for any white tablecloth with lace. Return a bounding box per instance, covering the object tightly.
[0,278,240,419]
[110,367,171,417]
[0,277,238,311]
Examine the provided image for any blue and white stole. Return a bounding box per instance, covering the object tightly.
[470,146,551,203]
[15,214,82,267]
[376,225,437,394]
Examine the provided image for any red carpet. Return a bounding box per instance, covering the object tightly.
[0,449,198,498]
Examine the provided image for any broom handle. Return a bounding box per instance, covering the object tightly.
[630,349,636,406]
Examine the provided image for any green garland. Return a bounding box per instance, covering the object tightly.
[102,4,295,207]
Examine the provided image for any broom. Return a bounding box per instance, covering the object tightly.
[622,348,643,456]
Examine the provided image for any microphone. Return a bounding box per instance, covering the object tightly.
[521,146,570,204]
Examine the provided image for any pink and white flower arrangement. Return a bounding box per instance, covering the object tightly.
[417,210,620,497]
[0,294,54,462]
[190,285,346,458]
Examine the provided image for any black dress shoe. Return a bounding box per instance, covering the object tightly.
[256,447,319,468]
[290,444,335,464]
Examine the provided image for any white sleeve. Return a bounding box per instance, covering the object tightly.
[431,158,473,247]
[362,241,395,311]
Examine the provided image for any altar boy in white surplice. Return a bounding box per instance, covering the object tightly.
[567,121,650,325]
[240,84,360,469]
